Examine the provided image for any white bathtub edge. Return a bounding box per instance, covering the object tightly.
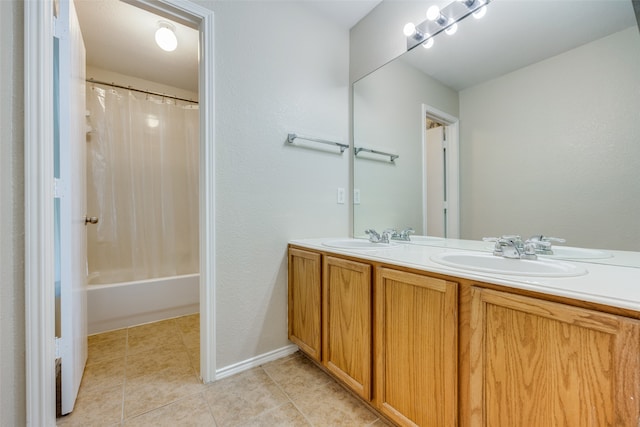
[214,344,299,382]
[88,303,199,335]
[87,274,199,335]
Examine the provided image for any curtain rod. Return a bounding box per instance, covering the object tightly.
[86,78,199,104]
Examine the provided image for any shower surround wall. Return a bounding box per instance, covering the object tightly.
[86,69,199,285]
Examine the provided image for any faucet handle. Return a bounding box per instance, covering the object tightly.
[380,230,392,243]
[483,237,506,255]
[400,227,415,237]
[530,235,566,244]
[365,229,381,242]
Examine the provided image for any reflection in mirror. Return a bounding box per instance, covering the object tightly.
[353,0,640,267]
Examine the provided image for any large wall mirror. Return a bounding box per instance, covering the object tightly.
[353,0,640,267]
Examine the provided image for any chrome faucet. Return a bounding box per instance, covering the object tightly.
[484,236,522,259]
[527,235,566,255]
[382,227,415,241]
[397,227,415,241]
[484,235,538,260]
[365,229,391,244]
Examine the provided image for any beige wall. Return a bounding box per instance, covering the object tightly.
[1,1,26,424]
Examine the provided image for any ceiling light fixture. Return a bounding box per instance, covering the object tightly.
[402,0,491,50]
[155,21,177,52]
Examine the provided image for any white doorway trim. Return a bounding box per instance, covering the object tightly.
[24,1,215,424]
[421,104,460,238]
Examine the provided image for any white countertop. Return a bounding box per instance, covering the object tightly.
[290,237,640,313]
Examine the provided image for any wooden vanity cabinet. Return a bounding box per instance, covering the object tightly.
[469,287,640,427]
[288,245,640,426]
[375,267,458,427]
[288,248,322,361]
[322,256,373,401]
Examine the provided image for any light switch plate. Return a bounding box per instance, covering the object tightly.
[337,187,345,204]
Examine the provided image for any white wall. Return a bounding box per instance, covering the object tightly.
[1,0,26,424]
[353,57,458,235]
[459,27,640,250]
[200,1,350,369]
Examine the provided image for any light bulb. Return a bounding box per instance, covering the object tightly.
[426,5,441,21]
[422,38,434,49]
[146,114,159,128]
[445,21,458,35]
[473,5,487,19]
[403,22,416,37]
[155,22,177,52]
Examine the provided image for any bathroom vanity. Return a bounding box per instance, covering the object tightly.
[288,238,640,427]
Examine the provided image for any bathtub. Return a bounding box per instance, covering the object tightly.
[87,273,199,334]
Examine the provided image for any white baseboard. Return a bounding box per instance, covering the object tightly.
[215,344,299,381]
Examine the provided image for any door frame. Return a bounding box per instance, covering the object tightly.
[421,104,460,238]
[24,0,215,424]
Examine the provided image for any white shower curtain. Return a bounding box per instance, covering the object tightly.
[86,84,199,284]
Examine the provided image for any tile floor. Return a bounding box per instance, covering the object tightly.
[57,314,386,426]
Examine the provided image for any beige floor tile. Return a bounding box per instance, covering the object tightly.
[88,328,127,345]
[127,318,178,337]
[175,313,199,334]
[56,383,123,426]
[123,393,215,426]
[203,368,288,426]
[124,369,205,418]
[181,329,200,349]
[239,402,310,427]
[126,330,185,355]
[80,356,126,392]
[87,330,127,365]
[289,380,379,426]
[262,353,332,398]
[125,347,195,379]
[187,346,201,375]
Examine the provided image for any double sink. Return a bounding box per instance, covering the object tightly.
[322,238,596,278]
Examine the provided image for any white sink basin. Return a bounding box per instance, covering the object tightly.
[484,245,612,260]
[322,239,399,250]
[409,235,445,243]
[430,252,587,277]
[541,246,612,260]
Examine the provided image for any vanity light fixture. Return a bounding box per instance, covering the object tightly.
[155,21,178,52]
[403,22,425,42]
[473,5,487,19]
[459,0,489,19]
[403,0,491,50]
[426,5,447,26]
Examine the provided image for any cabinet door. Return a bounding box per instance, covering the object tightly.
[323,256,372,400]
[470,287,640,427]
[375,268,458,427]
[288,248,322,361]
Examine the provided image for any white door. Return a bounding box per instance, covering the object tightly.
[426,125,446,237]
[55,0,88,414]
